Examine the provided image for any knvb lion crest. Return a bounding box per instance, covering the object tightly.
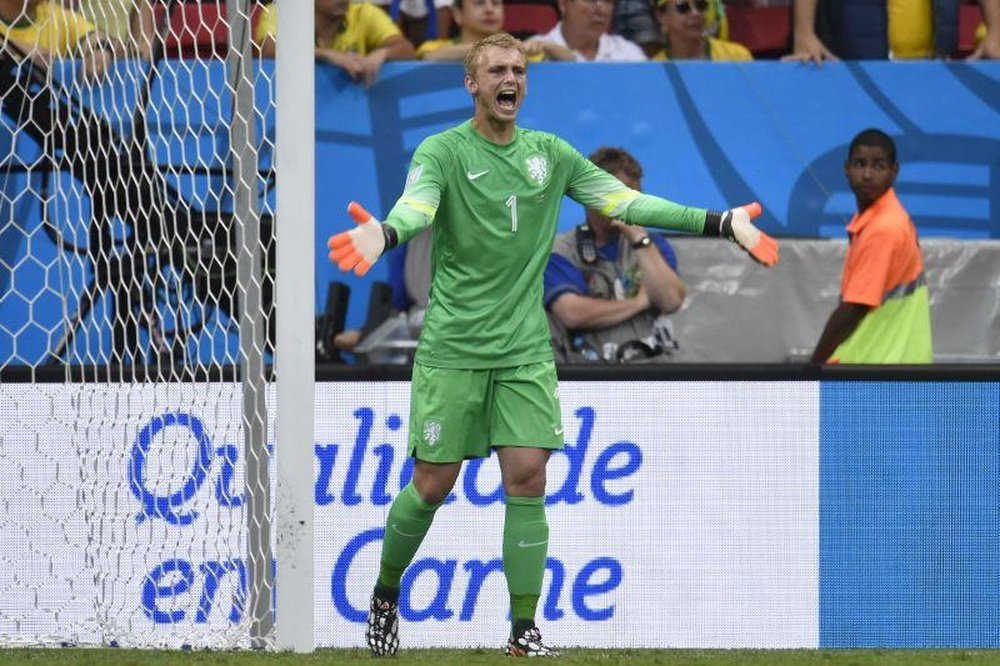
[525,155,548,185]
[423,420,442,446]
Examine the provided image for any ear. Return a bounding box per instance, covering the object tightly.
[464,73,477,95]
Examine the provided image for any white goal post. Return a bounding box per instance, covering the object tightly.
[0,0,314,652]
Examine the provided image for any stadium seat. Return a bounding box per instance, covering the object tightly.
[154,1,265,60]
[725,5,790,58]
[503,2,560,40]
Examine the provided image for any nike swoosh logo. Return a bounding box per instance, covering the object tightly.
[554,427,564,435]
[517,539,548,548]
[467,170,489,180]
[391,523,422,538]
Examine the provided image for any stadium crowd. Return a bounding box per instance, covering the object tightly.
[1,0,996,79]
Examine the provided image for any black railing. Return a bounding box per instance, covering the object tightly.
[2,363,998,383]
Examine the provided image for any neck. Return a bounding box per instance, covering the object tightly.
[856,188,890,215]
[460,28,489,43]
[667,33,705,59]
[561,25,599,59]
[472,114,515,144]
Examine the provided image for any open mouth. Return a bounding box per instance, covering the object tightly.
[496,89,517,112]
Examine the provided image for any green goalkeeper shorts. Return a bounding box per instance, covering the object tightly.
[408,360,565,463]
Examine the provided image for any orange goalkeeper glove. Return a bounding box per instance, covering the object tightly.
[707,202,780,267]
[327,202,398,277]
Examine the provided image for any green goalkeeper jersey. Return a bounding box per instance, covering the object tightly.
[384,121,709,369]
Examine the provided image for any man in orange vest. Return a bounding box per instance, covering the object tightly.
[811,129,933,364]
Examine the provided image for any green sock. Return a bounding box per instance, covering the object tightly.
[377,483,441,592]
[502,495,548,633]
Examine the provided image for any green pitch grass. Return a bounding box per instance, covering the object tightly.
[3,650,1000,666]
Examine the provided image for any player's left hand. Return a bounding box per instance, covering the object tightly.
[327,202,386,276]
[722,202,779,267]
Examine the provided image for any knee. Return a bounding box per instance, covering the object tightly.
[412,481,450,506]
[503,465,547,498]
[412,469,457,505]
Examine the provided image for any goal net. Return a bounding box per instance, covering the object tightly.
[0,0,289,649]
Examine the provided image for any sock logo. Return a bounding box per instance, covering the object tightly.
[391,523,422,538]
[516,539,548,548]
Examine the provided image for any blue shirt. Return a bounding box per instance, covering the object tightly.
[543,233,678,307]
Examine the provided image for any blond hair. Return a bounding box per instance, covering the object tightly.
[463,32,527,77]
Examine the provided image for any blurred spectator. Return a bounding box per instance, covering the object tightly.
[544,147,684,363]
[612,0,662,55]
[810,129,932,364]
[132,0,166,59]
[78,0,134,40]
[255,0,415,87]
[417,0,573,60]
[783,0,999,62]
[652,0,752,60]
[363,0,446,48]
[132,0,265,60]
[531,0,647,61]
[613,0,730,56]
[0,0,120,79]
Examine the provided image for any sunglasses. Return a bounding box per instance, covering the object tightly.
[668,0,709,13]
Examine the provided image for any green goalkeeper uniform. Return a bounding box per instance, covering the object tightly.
[385,120,709,371]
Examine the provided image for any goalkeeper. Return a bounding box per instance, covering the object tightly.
[328,32,778,658]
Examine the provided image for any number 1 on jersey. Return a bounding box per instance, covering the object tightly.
[505,194,518,233]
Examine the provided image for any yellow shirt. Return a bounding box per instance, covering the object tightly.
[256,3,401,55]
[416,38,460,59]
[887,0,934,58]
[652,37,753,62]
[0,2,95,56]
[417,37,545,61]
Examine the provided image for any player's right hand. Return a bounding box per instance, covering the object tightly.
[722,202,780,267]
[327,202,386,277]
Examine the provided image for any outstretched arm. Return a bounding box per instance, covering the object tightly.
[566,156,779,266]
[327,146,444,276]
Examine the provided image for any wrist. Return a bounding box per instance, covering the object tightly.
[631,235,652,250]
[382,223,398,250]
[703,209,727,238]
